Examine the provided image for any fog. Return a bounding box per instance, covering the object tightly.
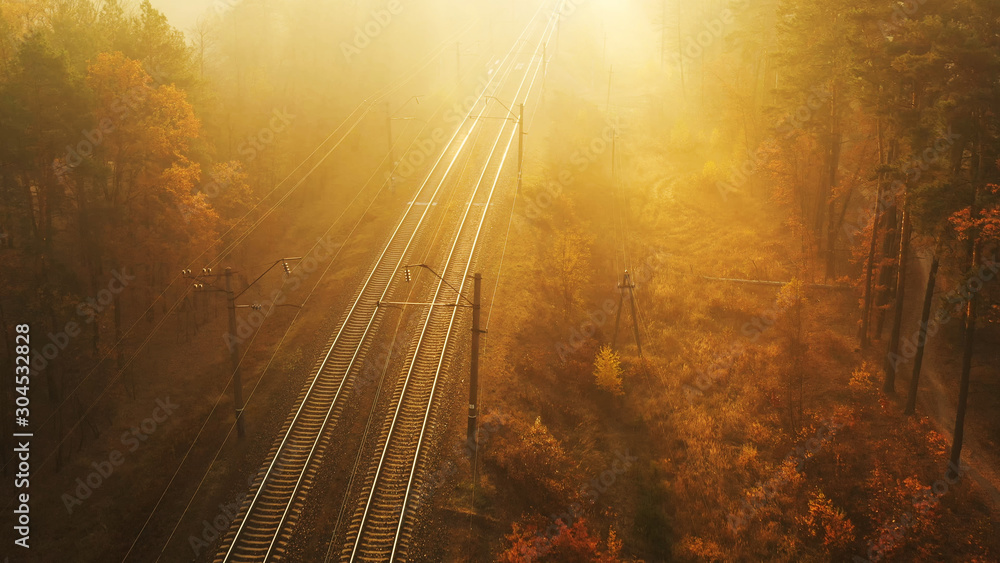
[1,0,999,561]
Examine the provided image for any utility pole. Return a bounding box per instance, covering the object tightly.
[541,45,547,103]
[606,65,614,113]
[611,271,642,357]
[661,0,666,69]
[224,267,246,439]
[380,266,485,456]
[482,96,524,191]
[182,258,303,441]
[556,14,561,53]
[385,96,423,189]
[385,102,394,178]
[467,273,482,453]
[518,103,524,192]
[602,32,607,71]
[611,127,616,182]
[542,43,549,82]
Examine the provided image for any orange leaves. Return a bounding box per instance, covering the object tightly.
[144,82,200,154]
[548,519,601,560]
[949,186,1000,241]
[497,518,624,563]
[200,160,254,229]
[675,535,726,561]
[484,415,577,506]
[86,52,151,114]
[85,51,199,176]
[848,363,877,393]
[498,521,547,563]
[798,491,856,550]
[82,50,214,266]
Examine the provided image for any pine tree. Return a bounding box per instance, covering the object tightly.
[594,345,624,396]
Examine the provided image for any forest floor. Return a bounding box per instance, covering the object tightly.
[415,54,1000,560]
[900,253,1000,512]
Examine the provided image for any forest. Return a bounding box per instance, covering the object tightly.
[0,0,999,561]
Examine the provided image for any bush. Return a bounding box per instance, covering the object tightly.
[497,517,624,563]
[484,416,577,507]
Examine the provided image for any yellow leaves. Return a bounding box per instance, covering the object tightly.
[158,157,198,191]
[205,160,255,227]
[484,414,576,504]
[776,277,804,310]
[87,52,151,112]
[0,0,48,45]
[82,50,212,263]
[604,526,622,559]
[145,83,200,151]
[105,157,217,266]
[593,345,624,396]
[848,362,877,397]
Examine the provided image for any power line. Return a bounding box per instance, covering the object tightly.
[0,17,477,501]
[143,14,541,558]
[467,13,554,557]
[122,52,483,560]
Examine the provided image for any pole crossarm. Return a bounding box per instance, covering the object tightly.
[235,257,303,299]
[224,267,246,438]
[181,269,227,292]
[483,96,521,122]
[404,264,475,306]
[389,95,423,119]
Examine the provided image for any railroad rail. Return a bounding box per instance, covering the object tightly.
[213,5,553,561]
[338,9,556,562]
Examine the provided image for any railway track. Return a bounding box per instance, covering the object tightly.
[338,9,557,562]
[212,5,554,561]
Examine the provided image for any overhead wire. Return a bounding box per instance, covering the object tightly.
[213,10,550,559]
[468,6,556,553]
[322,66,502,557]
[14,20,479,485]
[121,34,488,560]
[7,23,478,487]
[129,120,421,561]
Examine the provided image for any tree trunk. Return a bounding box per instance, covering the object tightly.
[874,205,899,339]
[950,243,979,471]
[884,200,911,392]
[905,253,939,415]
[826,179,854,280]
[860,173,884,347]
[951,139,985,472]
[860,118,886,347]
[822,129,843,280]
